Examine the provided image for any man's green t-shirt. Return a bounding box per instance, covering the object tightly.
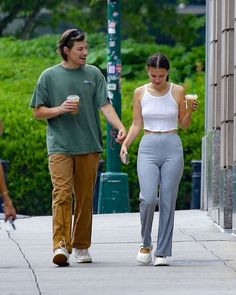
[30,64,110,155]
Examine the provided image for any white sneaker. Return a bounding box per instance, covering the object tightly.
[136,246,152,265]
[154,256,169,266]
[53,247,70,267]
[74,248,92,263]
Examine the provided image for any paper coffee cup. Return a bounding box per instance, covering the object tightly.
[185,94,198,110]
[67,95,80,114]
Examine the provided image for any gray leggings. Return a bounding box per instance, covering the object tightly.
[137,133,184,257]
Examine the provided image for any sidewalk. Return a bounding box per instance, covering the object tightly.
[1,210,236,295]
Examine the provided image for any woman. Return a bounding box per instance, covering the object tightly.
[120,53,197,266]
[0,120,16,222]
[0,162,16,222]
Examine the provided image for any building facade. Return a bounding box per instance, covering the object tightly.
[202,0,236,232]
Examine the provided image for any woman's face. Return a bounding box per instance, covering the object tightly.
[147,67,168,86]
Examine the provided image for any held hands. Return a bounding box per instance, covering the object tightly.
[120,144,128,157]
[120,144,129,165]
[115,127,127,144]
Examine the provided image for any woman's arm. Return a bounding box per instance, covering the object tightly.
[0,163,16,221]
[120,86,144,155]
[174,85,197,129]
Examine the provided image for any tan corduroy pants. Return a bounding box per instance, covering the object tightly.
[48,153,99,253]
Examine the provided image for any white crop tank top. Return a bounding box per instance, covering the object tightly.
[141,83,179,132]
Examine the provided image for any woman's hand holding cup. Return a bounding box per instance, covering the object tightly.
[185,94,198,112]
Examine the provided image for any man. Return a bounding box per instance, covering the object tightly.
[0,162,16,222]
[30,28,126,267]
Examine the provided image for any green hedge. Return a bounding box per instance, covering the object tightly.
[0,34,205,215]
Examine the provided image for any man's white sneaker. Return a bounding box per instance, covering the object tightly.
[74,248,92,263]
[136,246,152,265]
[154,256,169,266]
[53,248,70,267]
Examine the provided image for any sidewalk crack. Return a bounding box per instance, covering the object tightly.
[178,228,236,272]
[190,233,236,273]
[6,231,42,295]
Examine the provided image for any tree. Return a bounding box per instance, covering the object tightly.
[0,0,63,39]
[52,0,205,46]
[0,0,205,46]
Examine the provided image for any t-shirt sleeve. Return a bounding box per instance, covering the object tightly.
[94,69,110,108]
[29,74,51,108]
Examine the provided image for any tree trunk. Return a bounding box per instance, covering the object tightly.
[0,2,23,36]
[19,10,40,39]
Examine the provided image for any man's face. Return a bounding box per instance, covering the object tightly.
[65,40,88,67]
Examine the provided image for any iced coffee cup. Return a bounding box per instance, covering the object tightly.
[185,94,198,111]
[67,95,80,114]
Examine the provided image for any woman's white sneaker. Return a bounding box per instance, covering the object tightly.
[136,246,152,265]
[74,248,92,263]
[154,256,169,266]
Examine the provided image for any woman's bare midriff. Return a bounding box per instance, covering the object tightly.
[144,129,178,134]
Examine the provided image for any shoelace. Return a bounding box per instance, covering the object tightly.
[59,240,68,252]
[78,249,88,255]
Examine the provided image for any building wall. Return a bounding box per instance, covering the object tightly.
[203,0,236,232]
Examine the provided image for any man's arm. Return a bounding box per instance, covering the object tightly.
[100,103,126,143]
[33,99,79,120]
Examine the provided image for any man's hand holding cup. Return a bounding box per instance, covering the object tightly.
[66,95,80,114]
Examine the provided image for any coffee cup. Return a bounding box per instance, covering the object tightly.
[185,94,198,110]
[67,95,80,114]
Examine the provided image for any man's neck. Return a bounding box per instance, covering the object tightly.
[61,61,82,69]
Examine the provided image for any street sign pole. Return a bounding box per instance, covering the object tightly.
[106,0,121,172]
[97,0,130,214]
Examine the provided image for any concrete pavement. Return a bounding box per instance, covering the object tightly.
[1,209,236,295]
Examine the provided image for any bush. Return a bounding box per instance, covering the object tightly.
[0,34,205,215]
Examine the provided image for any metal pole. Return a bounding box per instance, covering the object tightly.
[191,160,201,209]
[96,0,130,214]
[106,0,121,172]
